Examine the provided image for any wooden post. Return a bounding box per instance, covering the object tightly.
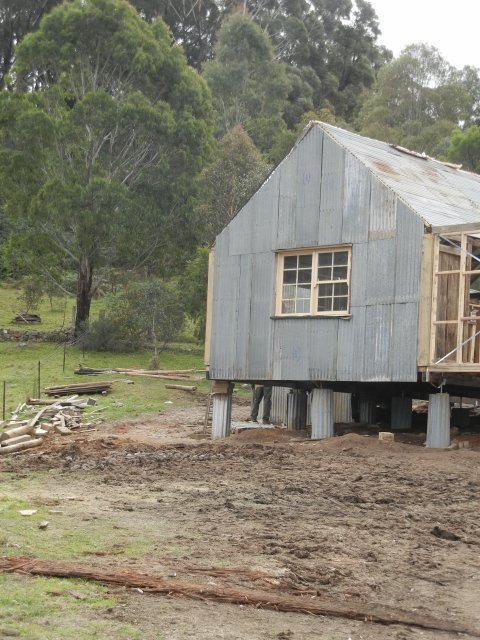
[427,393,450,448]
[391,397,412,431]
[286,389,307,430]
[211,381,233,439]
[311,388,334,440]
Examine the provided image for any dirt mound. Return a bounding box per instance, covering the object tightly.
[231,427,305,443]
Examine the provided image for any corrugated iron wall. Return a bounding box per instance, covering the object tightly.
[209,126,424,384]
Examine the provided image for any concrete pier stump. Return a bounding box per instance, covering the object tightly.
[311,388,334,440]
[426,393,450,448]
[211,382,233,439]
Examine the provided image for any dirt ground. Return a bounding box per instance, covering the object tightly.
[2,395,480,640]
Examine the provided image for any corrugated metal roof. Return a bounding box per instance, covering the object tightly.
[311,122,480,228]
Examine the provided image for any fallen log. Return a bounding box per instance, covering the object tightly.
[0,434,33,447]
[0,557,478,637]
[164,384,197,392]
[74,367,114,376]
[0,423,35,441]
[0,439,43,455]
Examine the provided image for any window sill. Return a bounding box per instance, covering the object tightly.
[271,314,352,320]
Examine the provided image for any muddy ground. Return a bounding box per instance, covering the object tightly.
[1,396,480,640]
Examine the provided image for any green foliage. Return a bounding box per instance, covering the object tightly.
[83,279,184,355]
[17,275,44,313]
[197,125,271,242]
[448,126,480,173]
[357,44,475,155]
[0,0,60,89]
[126,278,185,357]
[0,0,214,334]
[181,247,210,341]
[203,13,291,155]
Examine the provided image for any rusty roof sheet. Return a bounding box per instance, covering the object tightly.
[311,122,480,228]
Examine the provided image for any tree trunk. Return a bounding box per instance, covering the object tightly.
[75,255,93,336]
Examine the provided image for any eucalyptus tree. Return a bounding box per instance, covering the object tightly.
[357,44,474,157]
[198,124,271,243]
[203,12,291,155]
[0,0,214,334]
[0,0,59,89]
[449,126,480,173]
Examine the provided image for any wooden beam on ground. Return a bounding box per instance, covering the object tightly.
[164,384,197,392]
[0,557,477,637]
[0,439,44,455]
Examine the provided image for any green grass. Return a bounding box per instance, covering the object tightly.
[0,496,156,561]
[0,283,209,424]
[0,340,208,422]
[0,282,108,332]
[0,574,143,639]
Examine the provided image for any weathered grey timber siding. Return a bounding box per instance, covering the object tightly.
[209,125,424,383]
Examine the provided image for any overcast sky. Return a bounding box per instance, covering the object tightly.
[369,0,480,69]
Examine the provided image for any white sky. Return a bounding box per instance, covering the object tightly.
[369,0,480,69]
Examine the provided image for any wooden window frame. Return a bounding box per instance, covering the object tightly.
[275,245,352,317]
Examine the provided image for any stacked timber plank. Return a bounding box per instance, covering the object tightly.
[44,381,113,396]
[0,396,99,456]
[74,366,202,381]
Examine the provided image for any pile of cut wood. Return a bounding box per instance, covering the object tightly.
[0,396,100,456]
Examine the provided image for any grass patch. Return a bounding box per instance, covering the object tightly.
[0,282,108,332]
[0,495,154,560]
[0,341,208,422]
[0,573,143,639]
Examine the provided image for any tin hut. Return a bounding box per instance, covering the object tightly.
[205,122,480,446]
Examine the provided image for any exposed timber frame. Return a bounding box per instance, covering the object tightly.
[428,228,480,371]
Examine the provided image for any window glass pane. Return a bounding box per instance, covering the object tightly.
[317,297,332,312]
[318,283,333,297]
[282,284,296,299]
[297,285,311,299]
[333,296,348,311]
[284,255,297,269]
[296,299,310,313]
[333,266,347,280]
[282,300,295,314]
[318,252,332,267]
[298,254,312,268]
[317,266,332,281]
[334,282,348,296]
[283,270,296,284]
[333,251,348,266]
[297,269,311,284]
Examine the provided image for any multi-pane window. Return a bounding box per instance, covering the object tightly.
[277,246,351,316]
